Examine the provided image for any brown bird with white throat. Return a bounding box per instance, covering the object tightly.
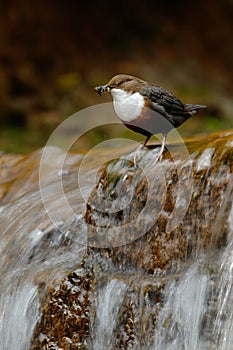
[95,74,206,158]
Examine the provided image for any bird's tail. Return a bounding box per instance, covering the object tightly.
[185,104,207,114]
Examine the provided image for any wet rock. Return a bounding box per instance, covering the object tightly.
[21,130,233,348]
[85,131,233,271]
[31,268,93,350]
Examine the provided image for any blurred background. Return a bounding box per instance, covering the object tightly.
[0,0,232,153]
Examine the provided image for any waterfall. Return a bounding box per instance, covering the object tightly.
[93,279,128,350]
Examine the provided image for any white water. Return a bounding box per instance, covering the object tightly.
[153,180,233,350]
[213,202,233,350]
[1,146,233,349]
[0,148,88,350]
[154,263,208,350]
[93,279,128,350]
[0,283,39,350]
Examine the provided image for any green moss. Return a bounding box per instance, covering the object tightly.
[0,126,52,153]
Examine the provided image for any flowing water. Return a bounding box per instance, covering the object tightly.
[93,279,128,350]
[0,148,88,350]
[213,200,233,350]
[154,263,208,350]
[0,138,233,349]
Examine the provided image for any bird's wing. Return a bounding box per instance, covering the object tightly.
[140,85,189,117]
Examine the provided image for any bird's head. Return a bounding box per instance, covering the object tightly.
[95,74,145,96]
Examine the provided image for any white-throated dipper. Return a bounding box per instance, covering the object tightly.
[95,74,206,156]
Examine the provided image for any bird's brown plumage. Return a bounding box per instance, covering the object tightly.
[95,74,206,147]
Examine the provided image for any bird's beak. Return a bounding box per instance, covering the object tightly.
[95,84,110,96]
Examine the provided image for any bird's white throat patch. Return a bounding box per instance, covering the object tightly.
[111,88,144,122]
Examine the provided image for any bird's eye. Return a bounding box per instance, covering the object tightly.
[116,81,122,86]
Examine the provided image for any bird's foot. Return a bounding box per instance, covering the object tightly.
[155,146,165,162]
[133,144,144,167]
[154,134,167,163]
[131,143,149,167]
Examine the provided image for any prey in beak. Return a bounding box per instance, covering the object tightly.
[95,84,110,96]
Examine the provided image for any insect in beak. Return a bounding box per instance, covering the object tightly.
[95,85,110,96]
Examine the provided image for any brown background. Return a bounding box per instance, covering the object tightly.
[0,0,232,152]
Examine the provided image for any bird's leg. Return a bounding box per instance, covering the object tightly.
[143,135,151,147]
[133,144,143,167]
[156,134,167,161]
[133,135,151,166]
